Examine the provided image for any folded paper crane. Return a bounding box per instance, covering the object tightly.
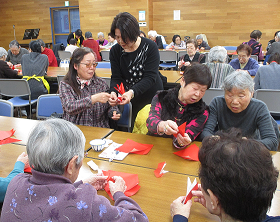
[114,82,125,102]
[173,144,199,161]
[115,139,153,155]
[173,122,186,138]
[154,162,169,178]
[183,177,198,204]
[0,129,21,145]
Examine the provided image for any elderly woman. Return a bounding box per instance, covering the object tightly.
[171,129,280,222]
[109,12,163,127]
[59,47,120,127]
[97,32,108,46]
[178,39,206,71]
[1,119,148,221]
[0,47,21,79]
[147,30,164,49]
[147,63,212,148]
[196,34,211,50]
[229,44,259,76]
[166,35,186,50]
[205,46,235,88]
[243,30,264,61]
[200,70,279,151]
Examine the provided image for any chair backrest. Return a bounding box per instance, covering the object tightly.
[204,52,209,63]
[117,102,132,132]
[254,89,280,115]
[0,99,13,117]
[101,77,111,87]
[58,50,71,60]
[96,62,111,68]
[159,51,178,62]
[100,50,110,61]
[57,75,65,86]
[223,46,237,51]
[231,54,258,62]
[0,79,30,97]
[36,94,63,119]
[178,51,187,60]
[203,88,224,105]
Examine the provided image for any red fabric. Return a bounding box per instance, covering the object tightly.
[42,48,58,67]
[83,38,101,61]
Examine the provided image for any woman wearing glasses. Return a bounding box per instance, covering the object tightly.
[59,47,120,127]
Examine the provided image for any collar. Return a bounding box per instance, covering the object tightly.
[76,76,91,89]
[30,169,72,185]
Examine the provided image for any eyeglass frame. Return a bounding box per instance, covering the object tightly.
[80,62,98,68]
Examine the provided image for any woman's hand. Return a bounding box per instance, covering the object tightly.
[119,90,134,105]
[192,184,207,208]
[91,92,111,104]
[109,176,127,196]
[158,120,178,135]
[178,60,185,69]
[170,196,192,219]
[17,152,30,169]
[111,111,121,120]
[83,175,108,190]
[177,133,192,147]
[108,92,118,106]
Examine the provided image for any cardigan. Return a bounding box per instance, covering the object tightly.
[180,52,206,71]
[229,58,259,76]
[0,60,21,79]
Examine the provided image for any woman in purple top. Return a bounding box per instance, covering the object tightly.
[1,119,149,222]
[146,63,212,148]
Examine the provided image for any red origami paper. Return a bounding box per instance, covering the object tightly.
[0,137,21,145]
[154,162,168,178]
[183,177,198,204]
[24,167,32,174]
[0,129,16,141]
[173,122,186,138]
[115,139,153,154]
[114,83,125,102]
[102,170,140,200]
[173,144,199,161]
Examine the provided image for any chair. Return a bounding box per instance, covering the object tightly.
[178,51,187,60]
[223,46,237,51]
[100,50,110,61]
[0,99,13,117]
[101,77,111,87]
[203,88,224,105]
[36,94,63,119]
[58,51,71,60]
[254,89,280,115]
[231,54,258,61]
[203,52,209,63]
[117,102,132,132]
[96,62,111,68]
[159,51,178,70]
[57,75,65,86]
[0,79,37,119]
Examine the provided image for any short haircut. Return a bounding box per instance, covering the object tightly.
[75,29,82,37]
[274,30,280,37]
[27,118,85,175]
[29,40,42,53]
[208,46,227,63]
[186,39,198,49]
[222,70,254,93]
[140,30,146,37]
[0,47,8,58]
[69,38,77,45]
[37,39,45,48]
[85,31,92,38]
[250,30,262,39]
[196,34,203,40]
[9,40,20,49]
[199,128,278,222]
[97,32,104,38]
[268,52,280,64]
[183,63,212,89]
[237,44,252,56]
[147,30,157,37]
[172,34,181,44]
[110,12,140,44]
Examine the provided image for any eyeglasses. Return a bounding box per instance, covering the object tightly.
[80,62,98,68]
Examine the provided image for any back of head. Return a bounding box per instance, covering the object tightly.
[75,29,82,37]
[9,40,20,49]
[37,39,45,48]
[237,43,252,56]
[29,40,41,53]
[148,30,157,37]
[196,34,203,40]
[27,118,85,175]
[250,30,262,39]
[199,128,279,221]
[208,46,227,63]
[69,38,77,45]
[268,52,280,64]
[183,63,212,89]
[85,31,92,39]
[0,47,8,59]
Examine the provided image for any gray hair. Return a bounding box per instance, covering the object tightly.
[196,34,203,40]
[277,32,280,42]
[148,30,157,37]
[222,70,254,93]
[208,46,227,63]
[97,32,104,38]
[27,119,85,175]
[0,47,8,58]
[9,40,20,49]
[85,31,92,38]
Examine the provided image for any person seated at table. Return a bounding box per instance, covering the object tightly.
[100,33,117,50]
[266,30,280,51]
[59,47,120,127]
[254,52,280,90]
[166,35,186,50]
[242,30,264,61]
[178,39,206,71]
[38,39,58,67]
[140,30,146,38]
[170,129,280,222]
[67,29,84,47]
[205,46,235,88]
[148,30,164,49]
[6,40,29,66]
[146,63,212,148]
[97,32,108,46]
[267,32,280,56]
[0,47,22,79]
[196,34,211,50]
[200,70,279,151]
[1,119,149,221]
[229,44,259,76]
[65,38,79,55]
[83,31,101,62]
[0,152,29,203]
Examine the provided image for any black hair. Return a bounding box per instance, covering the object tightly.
[250,30,262,39]
[75,29,82,37]
[172,35,181,44]
[29,40,42,53]
[268,52,280,64]
[69,38,77,45]
[237,44,252,56]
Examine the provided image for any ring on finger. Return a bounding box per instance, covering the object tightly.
[164,124,169,133]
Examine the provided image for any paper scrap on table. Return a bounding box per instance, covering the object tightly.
[115,138,153,154]
[183,177,198,204]
[154,161,168,178]
[173,144,199,161]
[0,129,16,141]
[173,122,186,138]
[102,170,140,200]
[99,142,128,160]
[114,82,125,102]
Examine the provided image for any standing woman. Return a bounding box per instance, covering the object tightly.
[109,12,163,126]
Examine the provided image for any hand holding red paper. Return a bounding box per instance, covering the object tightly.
[114,82,125,102]
[183,177,198,204]
[109,176,127,196]
[170,196,192,219]
[83,174,108,190]
[192,184,207,208]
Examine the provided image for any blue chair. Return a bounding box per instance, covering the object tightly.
[0,99,13,117]
[159,51,177,70]
[36,94,63,119]
[223,46,237,51]
[96,62,111,68]
[117,103,132,132]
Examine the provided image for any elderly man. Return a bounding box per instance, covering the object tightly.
[148,30,166,49]
[38,39,58,67]
[196,35,211,50]
[83,31,101,61]
[6,40,29,66]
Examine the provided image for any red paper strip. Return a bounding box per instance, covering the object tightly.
[114,82,125,95]
[173,144,199,161]
[0,129,16,141]
[154,162,166,178]
[0,137,21,145]
[183,183,199,204]
[173,122,186,138]
[115,139,153,154]
[24,167,32,174]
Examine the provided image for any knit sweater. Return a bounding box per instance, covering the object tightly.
[6,48,29,65]
[21,52,48,76]
[229,58,259,76]
[0,60,21,79]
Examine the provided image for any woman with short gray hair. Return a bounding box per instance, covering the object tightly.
[206,46,235,88]
[97,32,108,46]
[1,119,149,221]
[0,47,21,78]
[201,70,279,151]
